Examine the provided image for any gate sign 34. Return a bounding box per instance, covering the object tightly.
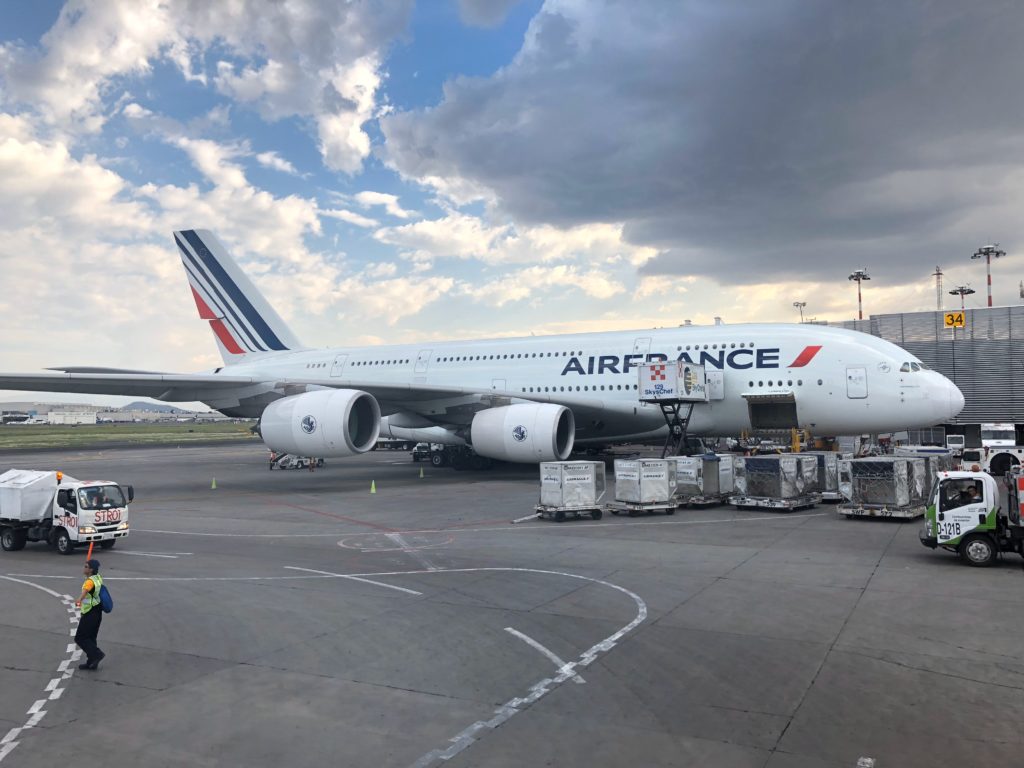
[944,312,965,328]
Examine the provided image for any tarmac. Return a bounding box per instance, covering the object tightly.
[1,443,1023,767]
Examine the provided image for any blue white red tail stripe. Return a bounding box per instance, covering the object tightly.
[179,230,288,351]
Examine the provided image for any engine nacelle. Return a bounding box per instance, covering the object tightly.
[260,389,380,457]
[471,404,575,463]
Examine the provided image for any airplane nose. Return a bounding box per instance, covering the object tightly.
[948,381,965,418]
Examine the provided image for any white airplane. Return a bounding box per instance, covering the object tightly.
[0,230,964,463]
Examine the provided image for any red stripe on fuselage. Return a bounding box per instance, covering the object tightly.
[789,345,822,367]
[210,319,245,355]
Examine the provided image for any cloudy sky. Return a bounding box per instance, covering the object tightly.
[1,0,1022,404]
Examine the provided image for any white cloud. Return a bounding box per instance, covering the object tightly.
[322,208,379,228]
[0,0,413,172]
[255,151,299,175]
[464,264,625,307]
[355,190,416,219]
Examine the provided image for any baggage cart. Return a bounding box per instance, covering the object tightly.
[535,461,606,522]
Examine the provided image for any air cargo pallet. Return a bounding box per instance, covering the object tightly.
[608,501,677,517]
[728,494,820,511]
[535,504,604,523]
[675,494,725,509]
[838,504,924,520]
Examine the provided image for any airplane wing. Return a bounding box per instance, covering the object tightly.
[0,372,260,400]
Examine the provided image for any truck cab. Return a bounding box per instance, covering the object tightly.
[920,469,1024,566]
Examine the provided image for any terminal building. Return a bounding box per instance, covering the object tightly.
[834,305,1024,446]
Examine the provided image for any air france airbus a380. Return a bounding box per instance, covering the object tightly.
[0,230,965,464]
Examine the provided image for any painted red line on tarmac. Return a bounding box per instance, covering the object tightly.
[270,499,397,533]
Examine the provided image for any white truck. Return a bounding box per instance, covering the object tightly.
[0,470,133,555]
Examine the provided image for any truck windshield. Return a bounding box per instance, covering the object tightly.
[78,485,126,509]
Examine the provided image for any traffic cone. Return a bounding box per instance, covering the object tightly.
[370,480,376,494]
[419,467,424,479]
[211,478,217,490]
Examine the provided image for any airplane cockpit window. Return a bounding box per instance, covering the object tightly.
[900,362,911,372]
[916,361,930,370]
[910,363,921,372]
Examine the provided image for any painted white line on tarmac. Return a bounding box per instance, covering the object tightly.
[136,510,826,538]
[409,567,647,768]
[511,513,541,524]
[504,627,584,684]
[0,576,81,765]
[115,551,193,559]
[385,533,438,571]
[283,566,423,596]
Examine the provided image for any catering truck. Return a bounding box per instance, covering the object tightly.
[0,469,133,555]
[920,467,1024,567]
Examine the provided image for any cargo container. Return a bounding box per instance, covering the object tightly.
[729,455,820,510]
[535,461,606,522]
[837,456,929,519]
[611,459,678,516]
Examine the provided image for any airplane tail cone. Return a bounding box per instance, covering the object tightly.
[370,480,376,494]
[211,478,217,490]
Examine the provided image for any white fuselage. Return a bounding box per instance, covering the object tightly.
[214,323,964,440]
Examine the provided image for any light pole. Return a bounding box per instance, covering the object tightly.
[848,268,870,320]
[971,244,1005,307]
[792,301,806,323]
[949,285,976,311]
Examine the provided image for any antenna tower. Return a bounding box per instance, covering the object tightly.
[932,266,944,311]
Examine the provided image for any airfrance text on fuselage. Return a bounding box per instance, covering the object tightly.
[560,348,783,376]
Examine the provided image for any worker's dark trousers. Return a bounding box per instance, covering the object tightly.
[75,609,103,662]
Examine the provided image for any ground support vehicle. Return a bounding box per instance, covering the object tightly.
[270,454,324,470]
[608,500,677,517]
[730,455,819,511]
[0,469,132,555]
[425,444,494,470]
[920,468,1024,566]
[728,494,820,511]
[672,454,733,508]
[837,457,929,520]
[960,446,1024,477]
[536,461,605,522]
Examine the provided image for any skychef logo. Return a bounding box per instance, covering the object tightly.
[559,345,822,375]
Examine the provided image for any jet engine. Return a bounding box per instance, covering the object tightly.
[471,404,575,463]
[260,389,380,457]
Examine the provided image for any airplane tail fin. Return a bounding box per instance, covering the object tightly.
[173,229,303,365]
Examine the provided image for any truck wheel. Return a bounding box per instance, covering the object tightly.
[55,529,75,556]
[554,510,566,523]
[591,509,603,521]
[430,453,445,468]
[1,528,26,552]
[959,534,997,567]
[99,540,116,550]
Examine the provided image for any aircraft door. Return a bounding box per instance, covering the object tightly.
[846,366,868,399]
[633,337,651,358]
[415,349,432,374]
[329,354,348,378]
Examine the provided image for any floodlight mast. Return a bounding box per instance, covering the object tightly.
[848,268,871,320]
[948,285,976,311]
[971,244,1005,308]
[792,301,806,323]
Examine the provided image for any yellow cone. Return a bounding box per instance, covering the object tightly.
[370,480,376,494]
[211,478,217,490]
[419,467,424,479]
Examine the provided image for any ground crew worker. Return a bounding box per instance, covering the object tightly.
[74,559,105,670]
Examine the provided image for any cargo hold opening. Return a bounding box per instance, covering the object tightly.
[742,392,798,430]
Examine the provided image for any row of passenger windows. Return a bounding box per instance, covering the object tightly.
[747,379,825,387]
[521,384,641,393]
[439,351,582,362]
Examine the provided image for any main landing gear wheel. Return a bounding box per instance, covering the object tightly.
[55,529,75,556]
[959,533,997,567]
[430,453,445,468]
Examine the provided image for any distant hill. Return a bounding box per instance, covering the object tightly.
[120,401,191,414]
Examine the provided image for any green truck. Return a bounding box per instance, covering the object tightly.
[919,467,1024,567]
